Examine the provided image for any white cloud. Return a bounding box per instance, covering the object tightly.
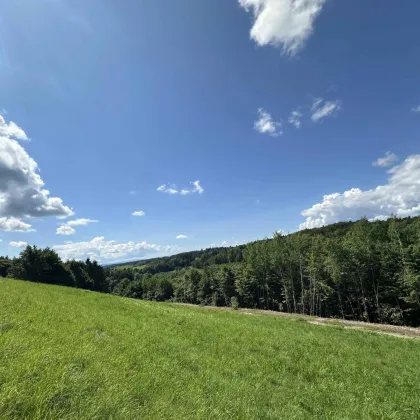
[373,152,398,168]
[158,180,204,195]
[176,234,188,239]
[191,180,204,194]
[311,98,341,122]
[0,115,29,141]
[300,155,420,230]
[157,184,179,195]
[239,0,326,55]
[9,240,28,248]
[0,115,73,224]
[132,211,145,217]
[0,217,34,232]
[56,225,76,236]
[54,236,168,262]
[411,105,420,113]
[288,110,303,128]
[56,218,98,235]
[67,218,98,227]
[254,108,282,137]
[210,241,230,248]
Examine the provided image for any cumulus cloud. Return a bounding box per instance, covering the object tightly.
[54,236,172,262]
[373,152,398,168]
[0,116,29,141]
[239,0,326,55]
[176,235,188,239]
[300,155,420,230]
[0,114,73,231]
[132,211,146,217]
[0,217,34,232]
[56,225,76,236]
[311,98,341,122]
[158,180,204,195]
[254,108,282,137]
[288,110,303,128]
[9,240,28,248]
[56,218,98,235]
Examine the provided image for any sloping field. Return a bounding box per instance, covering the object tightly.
[0,279,419,419]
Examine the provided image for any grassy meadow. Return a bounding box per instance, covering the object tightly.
[1,278,420,419]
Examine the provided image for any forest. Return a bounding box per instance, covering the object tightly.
[2,216,420,326]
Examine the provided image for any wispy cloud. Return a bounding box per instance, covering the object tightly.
[157,184,179,195]
[254,108,282,137]
[411,105,420,113]
[239,0,327,55]
[288,110,303,128]
[210,240,242,248]
[373,152,398,168]
[311,98,341,122]
[66,218,98,227]
[158,181,204,195]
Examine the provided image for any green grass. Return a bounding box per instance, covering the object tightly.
[1,279,419,419]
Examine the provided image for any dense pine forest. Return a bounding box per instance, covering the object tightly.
[2,216,420,326]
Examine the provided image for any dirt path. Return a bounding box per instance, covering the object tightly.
[306,317,420,338]
[174,303,420,339]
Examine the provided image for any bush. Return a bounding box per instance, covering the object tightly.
[231,296,239,310]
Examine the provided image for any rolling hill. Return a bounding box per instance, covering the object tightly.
[1,278,419,419]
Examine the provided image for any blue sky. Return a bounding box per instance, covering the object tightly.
[1,0,420,262]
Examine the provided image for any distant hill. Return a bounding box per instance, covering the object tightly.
[108,245,247,273]
[110,220,356,271]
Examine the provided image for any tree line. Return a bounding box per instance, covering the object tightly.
[0,247,107,293]
[2,216,420,326]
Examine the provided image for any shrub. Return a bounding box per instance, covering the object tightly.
[231,296,239,310]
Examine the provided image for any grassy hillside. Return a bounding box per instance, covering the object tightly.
[1,279,420,419]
